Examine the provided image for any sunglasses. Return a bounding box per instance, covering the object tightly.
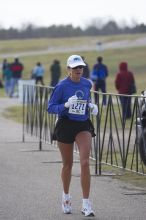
[72,65,84,70]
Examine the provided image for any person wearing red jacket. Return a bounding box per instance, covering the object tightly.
[115,62,136,120]
[9,57,24,97]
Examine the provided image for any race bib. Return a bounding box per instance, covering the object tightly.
[69,100,87,115]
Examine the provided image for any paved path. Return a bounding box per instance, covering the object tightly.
[0,97,146,220]
[0,36,146,58]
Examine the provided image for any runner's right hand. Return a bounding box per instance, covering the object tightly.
[64,95,78,108]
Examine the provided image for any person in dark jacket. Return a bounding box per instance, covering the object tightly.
[9,57,24,97]
[50,59,61,87]
[0,58,8,89]
[90,56,108,105]
[81,56,90,79]
[115,62,136,120]
[2,59,8,72]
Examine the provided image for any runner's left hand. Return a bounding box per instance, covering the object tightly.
[88,103,98,116]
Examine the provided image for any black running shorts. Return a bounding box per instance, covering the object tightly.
[52,117,96,144]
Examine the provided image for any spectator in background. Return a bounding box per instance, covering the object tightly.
[81,56,90,79]
[2,58,8,72]
[50,59,61,87]
[32,62,45,85]
[0,58,8,89]
[0,79,3,88]
[2,63,12,96]
[9,57,24,97]
[90,56,108,105]
[115,62,136,121]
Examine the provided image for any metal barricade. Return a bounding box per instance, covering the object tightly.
[22,84,146,175]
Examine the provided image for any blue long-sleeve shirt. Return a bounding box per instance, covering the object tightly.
[47,77,92,121]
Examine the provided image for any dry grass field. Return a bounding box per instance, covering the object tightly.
[0,34,146,186]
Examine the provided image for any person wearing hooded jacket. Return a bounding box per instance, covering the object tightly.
[115,62,136,120]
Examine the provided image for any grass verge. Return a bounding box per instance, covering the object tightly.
[2,105,23,124]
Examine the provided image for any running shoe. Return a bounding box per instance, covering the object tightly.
[81,200,95,217]
[62,195,72,214]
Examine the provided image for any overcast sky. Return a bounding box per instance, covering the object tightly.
[0,0,146,29]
